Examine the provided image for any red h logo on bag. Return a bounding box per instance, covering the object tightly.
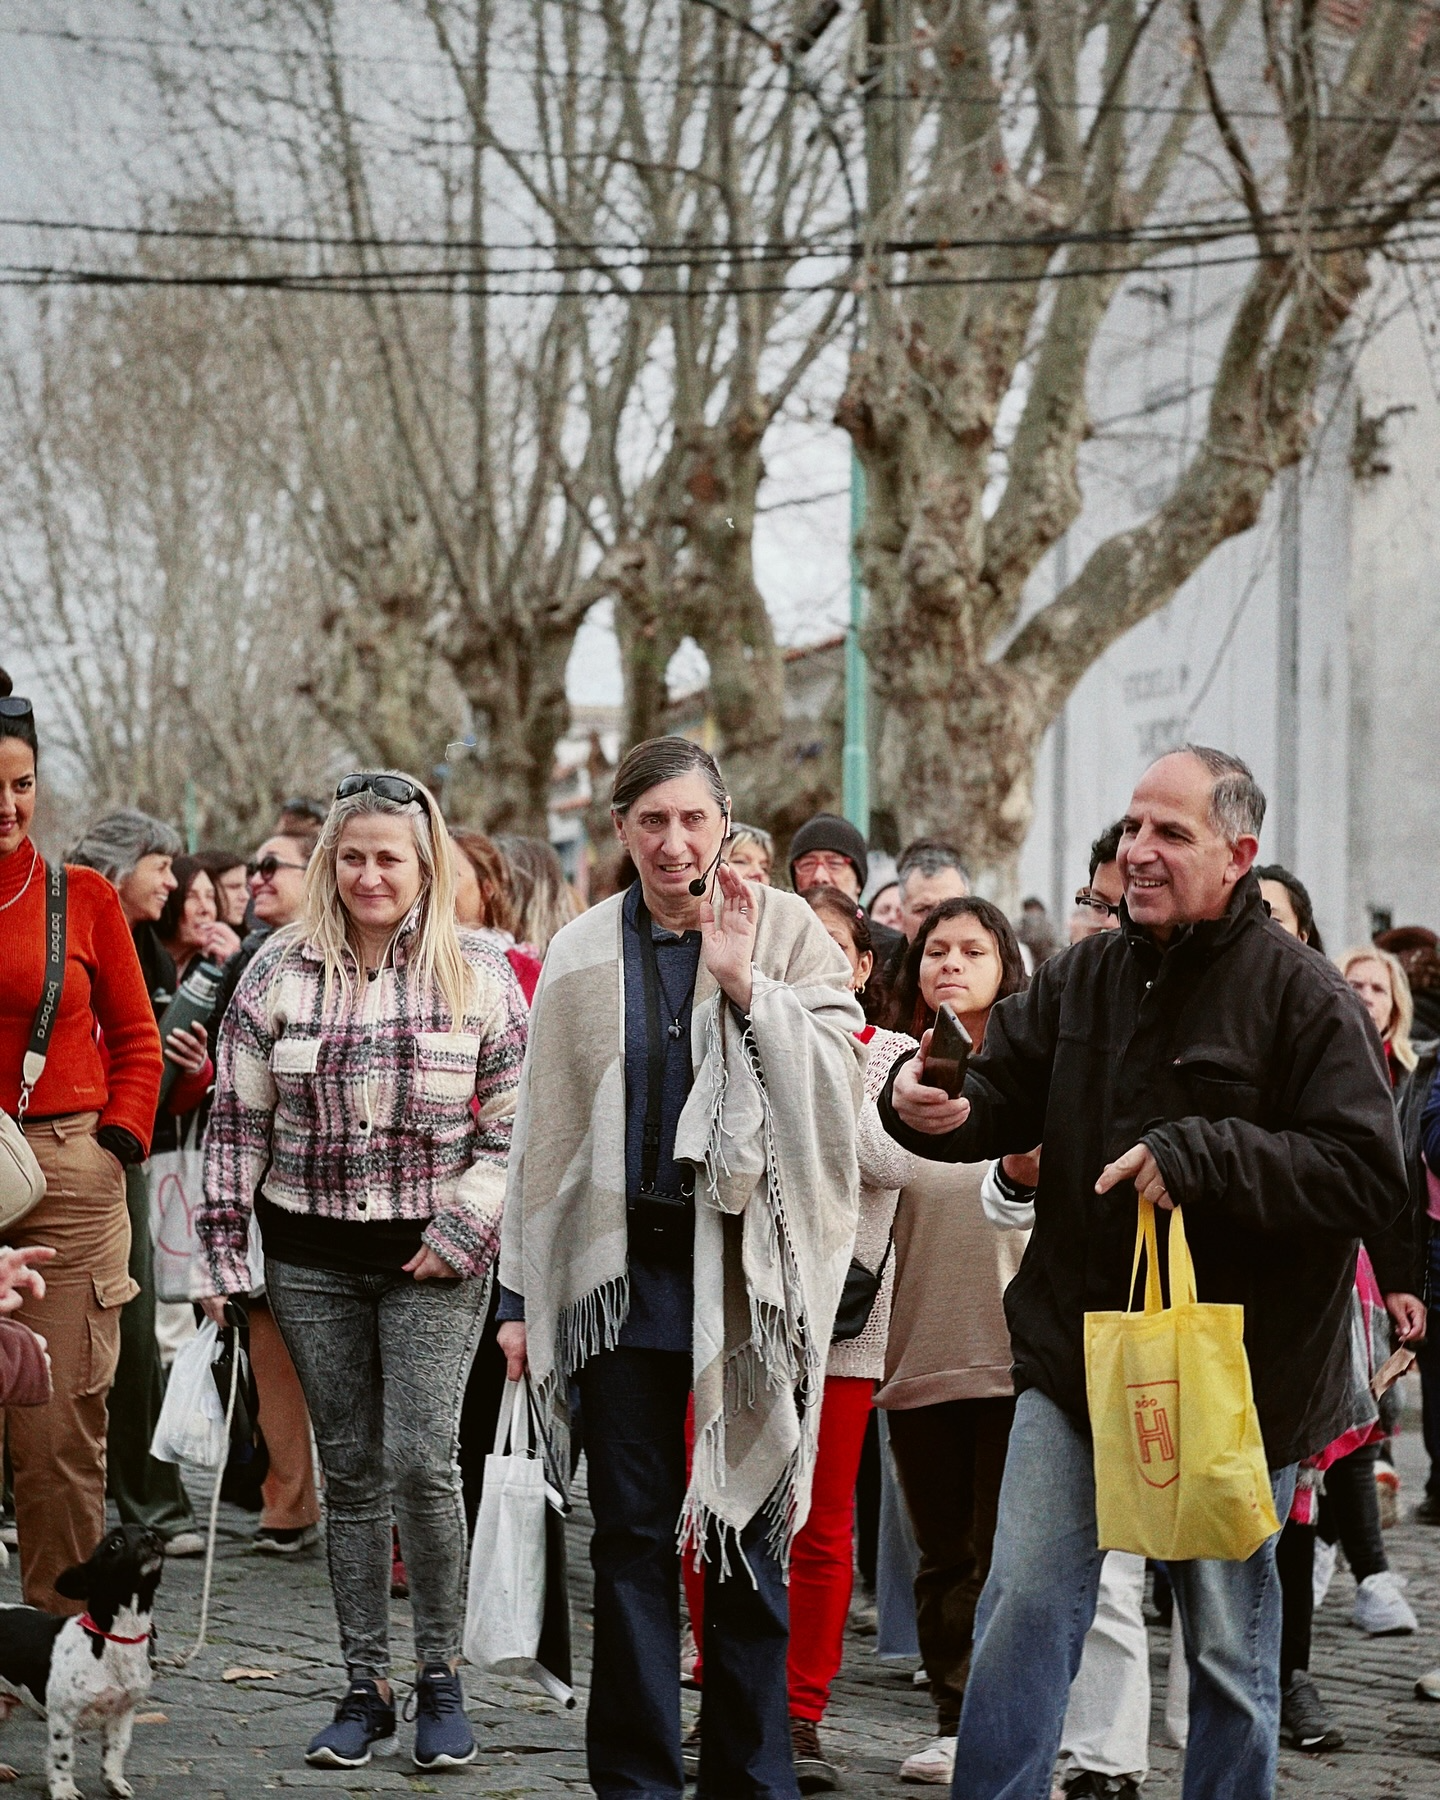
[1128,1381,1179,1488]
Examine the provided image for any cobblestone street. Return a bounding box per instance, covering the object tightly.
[2,1410,1438,1798]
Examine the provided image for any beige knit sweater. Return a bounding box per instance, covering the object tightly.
[826,1026,920,1383]
[875,1153,1029,1411]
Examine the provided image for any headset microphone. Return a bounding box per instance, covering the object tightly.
[688,811,732,897]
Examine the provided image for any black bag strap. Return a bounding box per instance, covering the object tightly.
[633,894,695,1198]
[18,861,66,1119]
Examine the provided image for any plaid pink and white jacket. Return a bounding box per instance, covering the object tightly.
[199,925,528,1294]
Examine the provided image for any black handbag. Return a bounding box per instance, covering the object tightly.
[830,1235,894,1343]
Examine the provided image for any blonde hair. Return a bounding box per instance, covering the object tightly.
[302,772,474,1027]
[1337,946,1417,1072]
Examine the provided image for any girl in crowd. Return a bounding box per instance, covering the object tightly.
[0,675,163,1610]
[451,828,543,1002]
[880,897,1030,1788]
[867,880,903,933]
[1255,863,1326,954]
[683,886,919,1790]
[723,822,774,885]
[199,771,528,1772]
[494,833,576,958]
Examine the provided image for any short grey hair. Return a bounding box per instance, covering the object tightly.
[68,808,183,883]
[1174,745,1267,843]
[897,837,970,890]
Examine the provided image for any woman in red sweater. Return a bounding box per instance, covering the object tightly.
[0,670,163,1611]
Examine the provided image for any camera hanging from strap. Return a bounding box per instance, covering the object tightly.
[631,894,695,1261]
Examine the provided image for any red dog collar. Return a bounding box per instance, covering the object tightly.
[78,1614,151,1646]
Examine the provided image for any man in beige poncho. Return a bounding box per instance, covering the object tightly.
[496,737,864,1800]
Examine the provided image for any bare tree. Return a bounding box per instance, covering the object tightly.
[574,0,852,832]
[0,278,340,845]
[838,0,1440,885]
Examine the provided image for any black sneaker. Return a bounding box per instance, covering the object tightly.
[252,1524,318,1555]
[305,1679,398,1768]
[1280,1672,1344,1753]
[1063,1776,1142,1799]
[408,1663,476,1769]
[1414,1491,1440,1526]
[791,1716,839,1792]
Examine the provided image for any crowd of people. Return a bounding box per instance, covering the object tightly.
[3,656,1440,1800]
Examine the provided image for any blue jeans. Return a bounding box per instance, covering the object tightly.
[577,1348,797,1800]
[951,1388,1296,1800]
[1417,1229,1440,1496]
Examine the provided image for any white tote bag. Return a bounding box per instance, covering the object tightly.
[464,1379,573,1705]
[149,1123,264,1303]
[150,1319,227,1468]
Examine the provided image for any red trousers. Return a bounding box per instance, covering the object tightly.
[684,1375,874,1722]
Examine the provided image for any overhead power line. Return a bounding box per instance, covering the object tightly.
[2,219,1434,300]
[0,191,1432,266]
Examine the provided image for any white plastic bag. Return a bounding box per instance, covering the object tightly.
[150,1319,227,1467]
[464,1379,572,1705]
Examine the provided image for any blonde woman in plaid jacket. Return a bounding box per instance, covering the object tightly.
[199,772,527,1774]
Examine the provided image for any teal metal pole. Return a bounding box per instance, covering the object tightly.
[842,448,870,836]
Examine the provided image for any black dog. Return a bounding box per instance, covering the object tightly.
[0,1524,164,1799]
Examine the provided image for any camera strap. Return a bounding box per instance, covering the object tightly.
[19,861,67,1115]
[633,895,692,1197]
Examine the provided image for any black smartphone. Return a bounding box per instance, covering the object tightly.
[920,1002,973,1097]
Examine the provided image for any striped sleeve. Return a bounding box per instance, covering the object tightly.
[198,947,281,1295]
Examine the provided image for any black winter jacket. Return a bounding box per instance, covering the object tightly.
[879,873,1409,1468]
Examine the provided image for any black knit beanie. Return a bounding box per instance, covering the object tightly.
[787,812,868,889]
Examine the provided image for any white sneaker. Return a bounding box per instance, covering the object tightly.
[900,1737,955,1785]
[1311,1537,1338,1609]
[164,1530,207,1558]
[1353,1569,1417,1636]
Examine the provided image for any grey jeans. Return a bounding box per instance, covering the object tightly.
[265,1259,488,1679]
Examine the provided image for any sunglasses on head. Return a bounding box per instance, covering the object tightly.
[0,696,34,719]
[247,853,308,882]
[335,773,426,807]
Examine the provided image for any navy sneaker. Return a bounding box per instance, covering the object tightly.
[408,1662,476,1769]
[305,1678,398,1768]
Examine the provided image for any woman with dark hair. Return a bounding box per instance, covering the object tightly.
[877,897,1032,1787]
[0,672,163,1610]
[498,735,864,1800]
[156,854,240,979]
[195,848,250,932]
[1255,863,1325,956]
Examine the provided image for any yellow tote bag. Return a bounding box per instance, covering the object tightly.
[1084,1199,1279,1562]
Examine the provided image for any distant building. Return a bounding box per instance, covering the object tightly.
[1016,299,1440,951]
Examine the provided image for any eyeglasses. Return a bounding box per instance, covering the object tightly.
[335,773,425,807]
[247,854,308,882]
[0,696,34,718]
[1074,887,1122,918]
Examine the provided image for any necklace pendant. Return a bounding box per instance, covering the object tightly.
[668,1020,683,1040]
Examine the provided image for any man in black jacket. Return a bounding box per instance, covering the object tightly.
[881,746,1409,1800]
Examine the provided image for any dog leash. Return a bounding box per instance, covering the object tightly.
[157,1322,242,1671]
